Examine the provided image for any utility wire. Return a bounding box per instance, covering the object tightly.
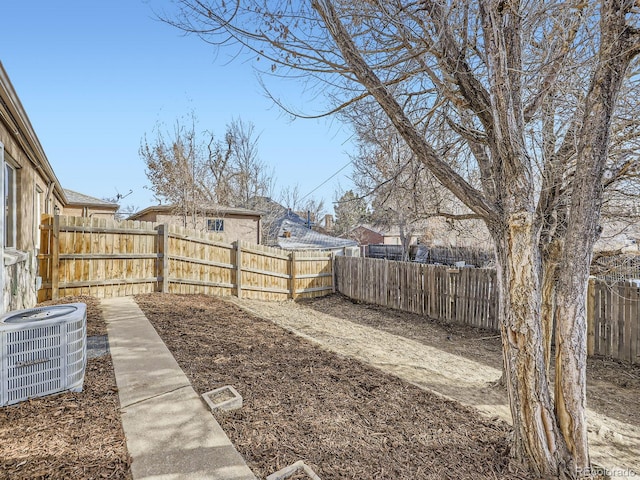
[300,160,353,201]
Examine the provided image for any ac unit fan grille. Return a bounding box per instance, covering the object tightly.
[1,303,87,406]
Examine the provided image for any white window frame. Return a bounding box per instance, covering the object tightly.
[4,160,17,249]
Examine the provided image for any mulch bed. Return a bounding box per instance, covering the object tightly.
[0,296,131,480]
[136,292,535,480]
[3,292,631,479]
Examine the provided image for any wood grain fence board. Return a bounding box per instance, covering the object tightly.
[623,285,631,363]
[460,269,468,324]
[441,268,449,320]
[473,272,479,327]
[400,263,407,312]
[593,282,602,355]
[601,284,609,357]
[479,271,486,329]
[392,262,400,309]
[464,269,471,323]
[236,241,243,299]
[333,258,638,363]
[478,272,484,326]
[587,278,595,356]
[600,282,608,357]
[632,287,639,364]
[608,286,616,358]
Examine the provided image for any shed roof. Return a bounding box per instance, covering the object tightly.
[128,204,262,220]
[64,189,118,208]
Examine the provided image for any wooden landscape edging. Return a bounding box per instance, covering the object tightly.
[335,256,640,365]
[38,215,334,302]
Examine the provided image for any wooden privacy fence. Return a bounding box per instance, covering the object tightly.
[336,256,640,365]
[38,215,334,302]
[589,277,640,364]
[335,256,498,331]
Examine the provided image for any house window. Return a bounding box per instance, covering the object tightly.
[207,218,224,232]
[4,162,16,248]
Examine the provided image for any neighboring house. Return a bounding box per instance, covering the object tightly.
[270,210,358,252]
[128,204,262,244]
[347,225,385,246]
[347,224,421,247]
[0,62,66,313]
[62,189,118,218]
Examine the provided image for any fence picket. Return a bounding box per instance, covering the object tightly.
[334,256,639,364]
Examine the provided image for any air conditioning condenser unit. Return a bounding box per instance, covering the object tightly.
[0,303,87,407]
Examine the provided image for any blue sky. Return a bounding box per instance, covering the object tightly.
[0,0,355,214]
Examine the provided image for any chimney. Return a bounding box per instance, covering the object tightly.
[324,214,334,231]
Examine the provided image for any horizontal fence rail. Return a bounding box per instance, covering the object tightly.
[38,215,335,302]
[336,256,640,365]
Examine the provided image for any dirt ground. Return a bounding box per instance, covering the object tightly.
[137,292,533,480]
[2,292,637,479]
[0,296,131,480]
[296,294,640,429]
[225,293,640,475]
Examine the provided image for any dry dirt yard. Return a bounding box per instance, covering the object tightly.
[1,292,637,479]
[138,292,640,479]
[226,293,640,476]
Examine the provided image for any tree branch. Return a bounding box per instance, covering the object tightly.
[313,0,497,222]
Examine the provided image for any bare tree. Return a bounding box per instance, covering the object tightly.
[223,118,276,207]
[168,1,640,477]
[140,114,213,228]
[349,113,486,259]
[279,184,326,224]
[141,115,275,227]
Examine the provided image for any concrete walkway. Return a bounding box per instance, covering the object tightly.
[101,297,256,480]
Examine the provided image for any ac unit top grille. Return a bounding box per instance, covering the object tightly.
[2,305,79,324]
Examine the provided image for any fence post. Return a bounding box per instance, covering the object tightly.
[290,251,297,299]
[331,252,336,294]
[236,241,243,299]
[51,214,60,300]
[587,276,596,356]
[157,224,169,293]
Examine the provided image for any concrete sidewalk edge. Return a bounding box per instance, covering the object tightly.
[101,296,257,480]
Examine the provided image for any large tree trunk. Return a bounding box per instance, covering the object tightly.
[492,213,571,477]
[554,266,590,476]
[310,2,640,478]
[553,3,639,474]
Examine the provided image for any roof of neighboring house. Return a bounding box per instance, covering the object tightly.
[247,196,288,216]
[63,189,118,208]
[351,224,424,238]
[127,204,262,220]
[350,224,385,235]
[274,211,358,251]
